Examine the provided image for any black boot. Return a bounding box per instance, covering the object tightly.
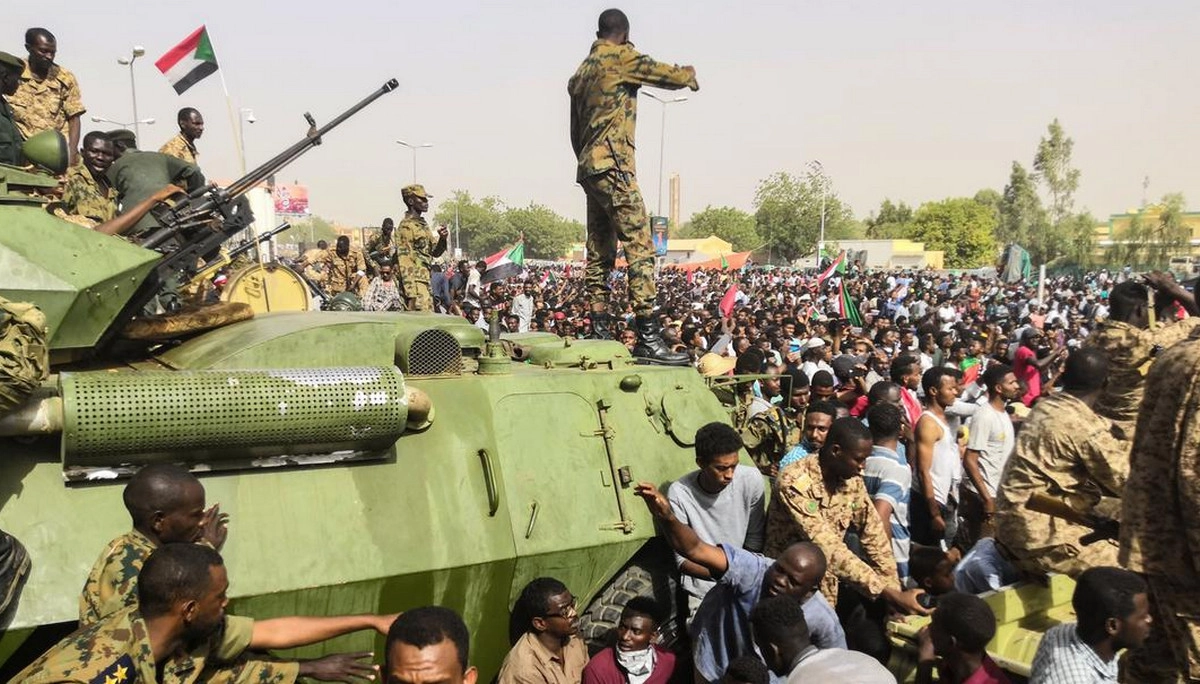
[0,530,29,616]
[588,312,614,340]
[632,315,690,366]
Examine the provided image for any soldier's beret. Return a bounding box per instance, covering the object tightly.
[0,52,23,72]
[106,129,137,144]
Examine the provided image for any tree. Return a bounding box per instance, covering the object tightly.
[864,199,913,238]
[753,171,857,262]
[433,191,514,257]
[998,162,1052,262]
[1107,193,1190,269]
[679,206,760,251]
[973,188,1002,222]
[1033,119,1082,228]
[504,203,583,260]
[908,197,998,268]
[284,215,339,247]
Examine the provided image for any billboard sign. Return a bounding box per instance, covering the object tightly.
[273,183,310,217]
[651,216,669,256]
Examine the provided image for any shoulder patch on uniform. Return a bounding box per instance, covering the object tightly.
[89,653,135,684]
[802,499,820,516]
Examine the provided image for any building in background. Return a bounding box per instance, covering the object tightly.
[817,239,945,270]
[663,235,733,264]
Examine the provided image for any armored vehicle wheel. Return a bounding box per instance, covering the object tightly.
[579,539,683,655]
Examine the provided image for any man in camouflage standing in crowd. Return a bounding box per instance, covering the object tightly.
[365,217,398,276]
[568,8,697,365]
[61,131,117,224]
[396,184,448,312]
[1121,328,1200,683]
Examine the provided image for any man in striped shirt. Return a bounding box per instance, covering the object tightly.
[862,403,911,586]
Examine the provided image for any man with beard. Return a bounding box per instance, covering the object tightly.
[17,543,394,683]
[160,107,204,165]
[634,481,843,684]
[10,28,84,165]
[582,598,676,684]
[498,577,589,684]
[61,131,117,223]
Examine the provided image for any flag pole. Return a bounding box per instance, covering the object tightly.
[203,24,245,176]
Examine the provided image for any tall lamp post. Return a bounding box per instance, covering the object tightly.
[395,140,433,183]
[91,115,155,130]
[238,108,255,175]
[643,91,688,216]
[807,160,829,262]
[116,46,146,141]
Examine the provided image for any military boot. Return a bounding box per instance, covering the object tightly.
[0,530,29,616]
[632,315,690,366]
[588,312,614,340]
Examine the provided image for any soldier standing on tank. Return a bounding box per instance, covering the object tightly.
[366,217,398,276]
[0,52,26,166]
[322,235,368,298]
[10,28,85,166]
[396,184,448,312]
[60,131,117,223]
[1120,329,1200,683]
[159,107,203,165]
[568,8,697,365]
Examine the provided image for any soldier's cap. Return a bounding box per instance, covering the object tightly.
[106,129,137,144]
[401,184,432,200]
[0,52,23,72]
[697,353,736,378]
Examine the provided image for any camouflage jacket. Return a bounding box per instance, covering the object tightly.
[568,40,697,182]
[9,62,85,139]
[322,248,367,295]
[14,606,255,684]
[1120,331,1200,579]
[365,233,398,273]
[765,455,899,604]
[1087,317,1200,430]
[79,529,156,626]
[158,132,199,165]
[396,215,445,275]
[995,392,1130,560]
[61,160,117,224]
[733,392,788,470]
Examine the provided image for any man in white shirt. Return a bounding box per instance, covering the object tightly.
[961,363,1019,546]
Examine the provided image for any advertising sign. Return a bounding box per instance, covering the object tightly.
[651,216,669,256]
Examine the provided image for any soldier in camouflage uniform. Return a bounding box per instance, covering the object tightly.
[10,28,85,164]
[18,543,392,684]
[731,350,788,476]
[159,107,203,165]
[60,131,117,223]
[0,52,25,166]
[321,235,368,298]
[765,418,927,616]
[1120,328,1200,683]
[568,9,697,364]
[365,217,398,276]
[396,185,448,312]
[1085,276,1200,438]
[994,348,1130,579]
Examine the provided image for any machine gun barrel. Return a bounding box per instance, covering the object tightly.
[227,222,291,261]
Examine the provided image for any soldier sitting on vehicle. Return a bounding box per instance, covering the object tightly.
[17,543,394,683]
[322,235,368,298]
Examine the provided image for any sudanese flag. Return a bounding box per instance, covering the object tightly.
[156,26,219,95]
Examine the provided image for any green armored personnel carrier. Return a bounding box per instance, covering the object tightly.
[0,82,728,678]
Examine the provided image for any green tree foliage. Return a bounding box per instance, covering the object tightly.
[753,172,857,262]
[864,199,913,238]
[908,197,998,268]
[284,215,339,247]
[1106,193,1190,269]
[998,162,1053,262]
[973,189,1002,221]
[1033,119,1082,228]
[679,206,760,251]
[432,191,582,259]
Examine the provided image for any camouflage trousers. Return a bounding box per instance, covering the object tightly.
[400,270,433,312]
[201,653,299,684]
[1005,534,1120,579]
[1123,576,1200,683]
[0,298,48,414]
[327,274,367,299]
[580,169,656,315]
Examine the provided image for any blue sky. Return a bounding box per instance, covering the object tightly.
[10,1,1197,226]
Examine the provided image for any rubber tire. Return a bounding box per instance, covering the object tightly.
[578,539,684,655]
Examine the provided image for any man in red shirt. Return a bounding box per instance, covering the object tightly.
[1012,329,1065,407]
[916,592,1011,683]
[582,597,675,684]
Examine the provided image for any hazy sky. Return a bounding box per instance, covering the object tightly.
[10,1,1197,228]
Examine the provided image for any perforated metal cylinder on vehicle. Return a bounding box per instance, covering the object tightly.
[60,367,408,467]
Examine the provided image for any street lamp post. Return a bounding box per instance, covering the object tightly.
[238,108,255,175]
[116,46,146,141]
[91,115,155,130]
[643,92,688,216]
[395,140,433,184]
[807,160,828,261]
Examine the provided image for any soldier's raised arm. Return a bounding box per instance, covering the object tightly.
[620,49,699,91]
